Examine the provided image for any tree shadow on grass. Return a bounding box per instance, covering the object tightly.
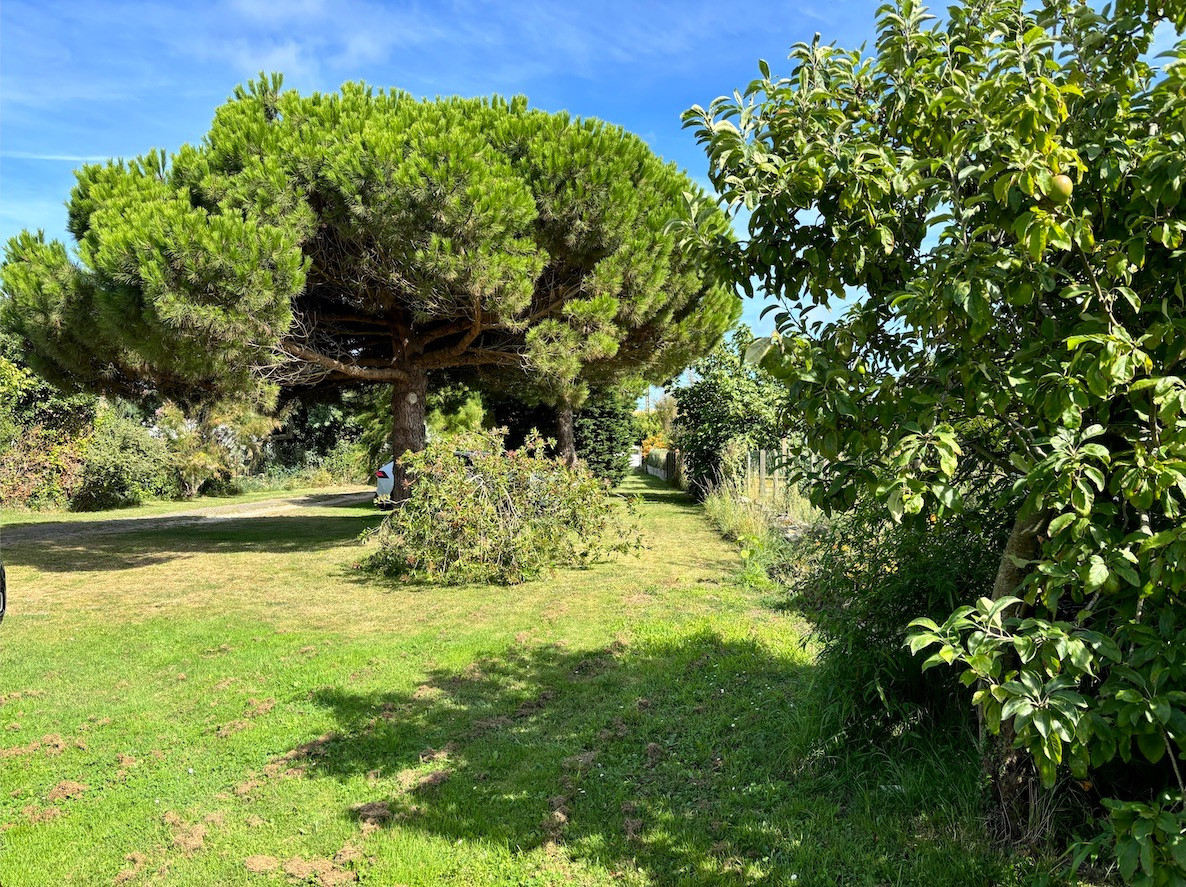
[296,632,1010,886]
[292,491,375,508]
[1,514,378,573]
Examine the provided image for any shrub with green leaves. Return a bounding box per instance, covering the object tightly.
[72,407,174,510]
[633,409,664,445]
[633,395,677,445]
[363,430,640,585]
[482,389,636,484]
[0,331,96,439]
[0,426,85,509]
[672,326,786,496]
[267,399,367,471]
[789,495,1012,725]
[0,332,97,509]
[157,400,279,498]
[316,439,366,484]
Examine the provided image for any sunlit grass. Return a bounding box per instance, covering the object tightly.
[0,474,1032,886]
[0,485,367,528]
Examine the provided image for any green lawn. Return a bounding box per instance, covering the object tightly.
[0,485,366,528]
[0,475,1024,886]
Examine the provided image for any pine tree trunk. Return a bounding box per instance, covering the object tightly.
[985,506,1047,843]
[556,405,577,467]
[390,368,428,502]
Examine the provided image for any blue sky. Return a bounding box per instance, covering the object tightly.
[0,0,888,336]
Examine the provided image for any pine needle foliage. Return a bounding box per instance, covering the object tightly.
[1,76,738,479]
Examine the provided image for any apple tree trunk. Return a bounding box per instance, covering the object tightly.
[984,506,1047,842]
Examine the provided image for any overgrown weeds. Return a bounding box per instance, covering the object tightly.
[702,473,815,543]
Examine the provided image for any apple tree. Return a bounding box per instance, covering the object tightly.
[678,0,1186,877]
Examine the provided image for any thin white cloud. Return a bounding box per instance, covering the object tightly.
[179,0,447,85]
[2,0,813,113]
[795,5,831,23]
[2,151,110,162]
[215,38,318,81]
[228,0,328,24]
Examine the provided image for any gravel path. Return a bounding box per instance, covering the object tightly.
[1,488,373,547]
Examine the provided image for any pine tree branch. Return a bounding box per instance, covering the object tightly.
[525,283,581,323]
[414,348,522,370]
[440,300,483,359]
[419,318,473,345]
[317,313,391,327]
[279,341,410,382]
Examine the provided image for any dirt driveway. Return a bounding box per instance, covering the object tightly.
[1,489,374,547]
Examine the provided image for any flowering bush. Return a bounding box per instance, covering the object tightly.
[362,429,640,585]
[640,433,668,461]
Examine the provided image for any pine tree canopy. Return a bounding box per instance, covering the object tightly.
[0,75,739,435]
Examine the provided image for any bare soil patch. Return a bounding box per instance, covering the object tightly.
[244,854,280,873]
[46,780,87,801]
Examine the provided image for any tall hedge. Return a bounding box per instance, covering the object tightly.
[486,389,635,485]
[573,389,635,485]
[672,327,785,496]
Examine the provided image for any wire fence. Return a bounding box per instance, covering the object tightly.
[741,441,795,504]
[641,442,794,499]
[640,440,814,528]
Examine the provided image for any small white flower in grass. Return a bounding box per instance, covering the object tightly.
[187,768,194,774]
[791,876,798,882]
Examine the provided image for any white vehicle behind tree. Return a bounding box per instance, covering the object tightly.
[374,462,396,507]
[375,450,488,508]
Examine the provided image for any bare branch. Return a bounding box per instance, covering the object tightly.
[526,283,581,323]
[419,317,473,345]
[317,313,391,327]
